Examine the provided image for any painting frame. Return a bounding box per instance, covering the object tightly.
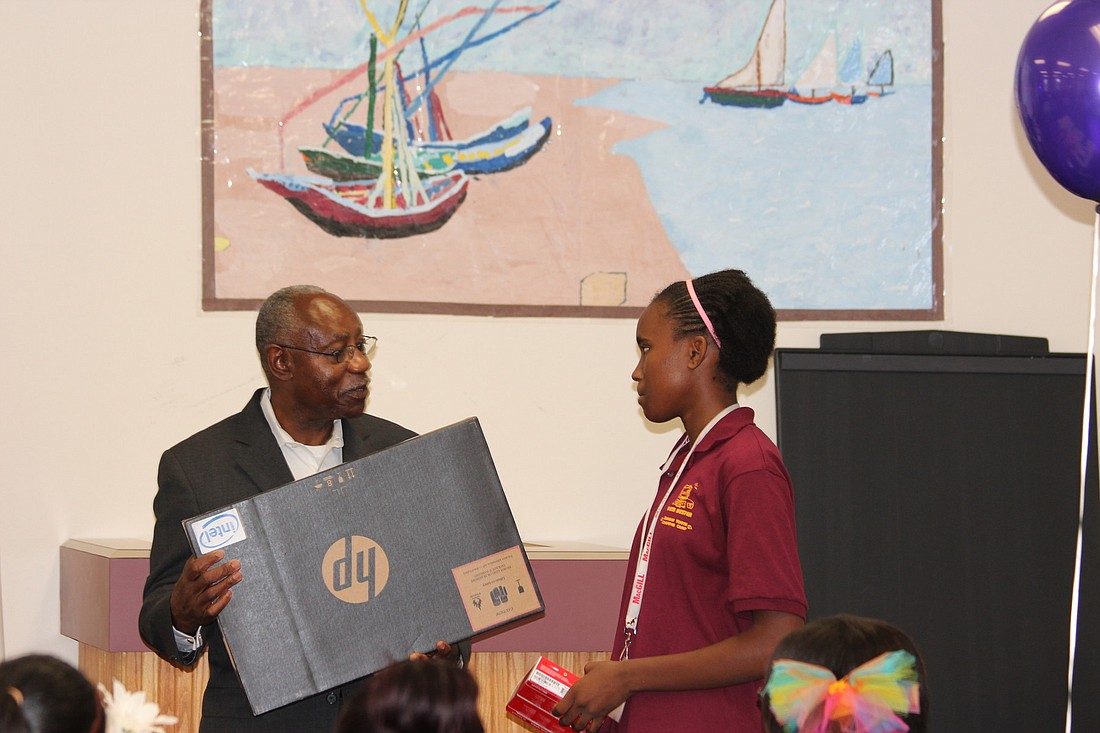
[200,0,944,320]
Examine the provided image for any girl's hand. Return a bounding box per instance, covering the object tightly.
[553,660,630,731]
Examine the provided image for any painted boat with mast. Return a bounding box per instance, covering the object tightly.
[298,143,458,182]
[865,50,894,97]
[321,2,556,176]
[324,95,551,175]
[253,1,472,239]
[832,37,868,105]
[703,0,787,108]
[252,0,563,237]
[408,102,552,175]
[786,31,836,105]
[248,169,468,238]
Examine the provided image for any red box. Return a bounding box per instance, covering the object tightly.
[506,657,580,733]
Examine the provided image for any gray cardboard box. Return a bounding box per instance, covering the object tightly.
[183,417,543,715]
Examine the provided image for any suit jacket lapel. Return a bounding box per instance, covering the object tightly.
[342,417,372,462]
[232,389,295,496]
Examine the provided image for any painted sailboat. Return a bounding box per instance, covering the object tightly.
[786,31,836,105]
[418,114,551,174]
[249,169,468,238]
[832,37,868,105]
[252,1,470,239]
[324,102,551,176]
[866,50,894,97]
[320,2,554,176]
[299,144,458,181]
[703,0,787,108]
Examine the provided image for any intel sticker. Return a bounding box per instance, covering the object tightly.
[191,509,247,553]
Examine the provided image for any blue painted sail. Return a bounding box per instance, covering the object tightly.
[838,37,863,84]
[868,50,894,86]
[833,36,868,104]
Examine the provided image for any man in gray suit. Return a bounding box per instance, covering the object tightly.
[139,285,461,732]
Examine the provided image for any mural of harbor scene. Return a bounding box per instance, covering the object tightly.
[205,0,939,316]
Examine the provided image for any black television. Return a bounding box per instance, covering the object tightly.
[774,332,1100,732]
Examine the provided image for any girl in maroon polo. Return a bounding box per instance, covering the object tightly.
[555,269,807,733]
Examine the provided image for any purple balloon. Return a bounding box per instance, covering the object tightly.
[1015,0,1100,202]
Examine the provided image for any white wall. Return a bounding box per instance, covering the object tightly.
[0,0,1093,663]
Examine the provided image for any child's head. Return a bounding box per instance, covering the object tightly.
[335,659,483,733]
[0,654,103,733]
[650,269,776,395]
[761,615,928,733]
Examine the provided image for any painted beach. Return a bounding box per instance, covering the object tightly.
[209,67,688,312]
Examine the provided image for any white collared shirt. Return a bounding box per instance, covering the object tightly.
[259,387,345,480]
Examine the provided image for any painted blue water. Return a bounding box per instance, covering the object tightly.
[577,79,935,311]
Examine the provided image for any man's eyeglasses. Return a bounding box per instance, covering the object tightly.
[276,336,378,364]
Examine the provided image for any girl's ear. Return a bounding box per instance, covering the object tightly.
[687,334,711,369]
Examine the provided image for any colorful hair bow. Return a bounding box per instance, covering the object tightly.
[764,650,921,733]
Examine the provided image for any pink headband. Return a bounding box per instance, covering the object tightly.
[685,279,721,348]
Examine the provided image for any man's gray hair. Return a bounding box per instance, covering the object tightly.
[255,285,329,355]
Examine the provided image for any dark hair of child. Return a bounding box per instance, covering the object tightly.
[334,659,483,733]
[0,654,103,733]
[652,269,777,392]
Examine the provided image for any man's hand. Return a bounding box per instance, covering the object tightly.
[409,640,461,664]
[169,549,243,634]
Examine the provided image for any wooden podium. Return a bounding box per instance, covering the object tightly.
[61,539,626,733]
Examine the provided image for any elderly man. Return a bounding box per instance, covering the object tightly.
[139,285,462,733]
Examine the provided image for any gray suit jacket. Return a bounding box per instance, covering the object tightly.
[139,389,417,733]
